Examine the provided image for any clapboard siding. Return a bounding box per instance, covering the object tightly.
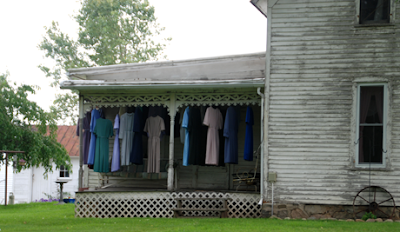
[268,0,400,205]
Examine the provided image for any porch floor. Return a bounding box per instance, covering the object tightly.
[77,187,260,194]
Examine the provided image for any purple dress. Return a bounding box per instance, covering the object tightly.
[76,111,91,164]
[87,109,101,165]
[111,114,120,172]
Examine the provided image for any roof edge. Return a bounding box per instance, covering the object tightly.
[66,52,266,76]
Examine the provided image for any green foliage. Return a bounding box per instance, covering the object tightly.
[0,72,71,174]
[76,0,169,65]
[362,212,377,221]
[38,0,170,123]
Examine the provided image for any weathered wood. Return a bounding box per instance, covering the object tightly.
[172,197,231,218]
[167,94,176,191]
[265,0,400,205]
[192,166,198,188]
[174,197,232,201]
[173,208,228,211]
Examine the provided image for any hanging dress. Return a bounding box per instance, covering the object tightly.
[76,111,91,164]
[144,116,165,173]
[179,107,186,144]
[111,114,121,172]
[224,106,239,164]
[188,107,202,165]
[93,118,114,173]
[181,107,190,166]
[87,108,101,165]
[203,107,223,165]
[119,112,135,166]
[244,106,254,161]
[130,108,144,165]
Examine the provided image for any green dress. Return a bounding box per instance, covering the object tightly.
[94,118,114,173]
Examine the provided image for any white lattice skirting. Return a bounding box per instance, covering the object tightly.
[75,191,262,218]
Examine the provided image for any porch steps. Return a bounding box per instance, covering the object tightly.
[172,197,231,218]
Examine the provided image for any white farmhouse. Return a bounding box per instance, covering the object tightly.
[10,126,79,203]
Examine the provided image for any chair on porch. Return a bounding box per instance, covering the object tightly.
[232,144,261,192]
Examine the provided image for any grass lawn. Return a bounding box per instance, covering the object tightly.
[0,203,399,232]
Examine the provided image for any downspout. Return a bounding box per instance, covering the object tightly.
[257,87,265,204]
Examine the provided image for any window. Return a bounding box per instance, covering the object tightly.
[59,165,70,178]
[356,84,387,167]
[359,0,391,24]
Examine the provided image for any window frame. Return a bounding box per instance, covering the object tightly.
[355,0,396,25]
[355,83,388,168]
[59,165,70,178]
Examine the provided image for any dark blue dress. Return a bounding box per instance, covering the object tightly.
[130,108,144,165]
[76,111,91,164]
[224,106,239,164]
[244,106,254,161]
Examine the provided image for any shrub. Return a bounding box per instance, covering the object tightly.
[362,212,377,221]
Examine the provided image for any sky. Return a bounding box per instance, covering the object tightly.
[0,0,266,116]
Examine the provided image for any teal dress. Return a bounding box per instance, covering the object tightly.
[94,118,114,173]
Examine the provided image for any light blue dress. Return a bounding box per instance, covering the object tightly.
[119,112,135,166]
[111,114,120,172]
[87,109,101,165]
[182,107,190,166]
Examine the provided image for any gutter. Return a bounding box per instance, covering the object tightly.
[60,79,265,90]
[257,87,265,205]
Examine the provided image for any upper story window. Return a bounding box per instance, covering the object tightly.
[359,0,391,24]
[59,165,70,178]
[356,84,388,167]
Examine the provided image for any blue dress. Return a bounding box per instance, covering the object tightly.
[224,106,239,164]
[244,106,254,161]
[111,114,120,172]
[130,108,144,165]
[87,109,101,165]
[182,107,190,166]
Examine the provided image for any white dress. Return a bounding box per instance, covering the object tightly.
[203,107,223,165]
[144,116,165,173]
[119,112,135,166]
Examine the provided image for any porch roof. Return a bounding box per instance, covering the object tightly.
[62,52,266,91]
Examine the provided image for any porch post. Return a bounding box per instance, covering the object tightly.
[78,94,84,190]
[167,94,177,191]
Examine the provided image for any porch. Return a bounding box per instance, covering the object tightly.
[63,53,266,218]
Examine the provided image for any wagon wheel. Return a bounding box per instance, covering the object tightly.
[353,186,396,219]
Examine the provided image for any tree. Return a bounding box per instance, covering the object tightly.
[39,0,170,124]
[0,72,71,174]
